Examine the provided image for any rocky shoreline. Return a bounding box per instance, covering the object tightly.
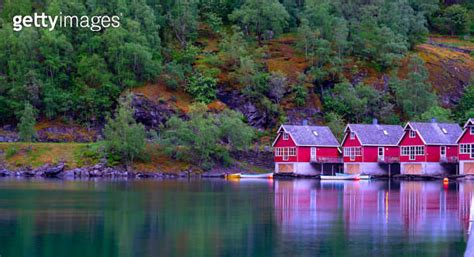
[1,162,474,181]
[0,162,273,179]
[0,163,205,179]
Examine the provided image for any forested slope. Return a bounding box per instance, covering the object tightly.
[0,0,473,138]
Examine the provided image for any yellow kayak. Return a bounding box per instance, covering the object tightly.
[226,173,241,179]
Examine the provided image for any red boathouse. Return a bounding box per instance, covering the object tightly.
[398,120,462,175]
[341,119,403,175]
[272,124,341,175]
[457,118,474,174]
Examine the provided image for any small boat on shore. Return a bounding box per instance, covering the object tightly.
[240,173,273,179]
[320,173,371,180]
[226,173,273,179]
[226,173,241,179]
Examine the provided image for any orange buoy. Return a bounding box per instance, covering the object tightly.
[443,177,449,183]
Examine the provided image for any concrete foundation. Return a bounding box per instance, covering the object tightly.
[344,162,400,176]
[400,162,457,176]
[275,162,342,176]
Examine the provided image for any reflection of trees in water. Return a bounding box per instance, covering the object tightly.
[0,180,277,257]
[0,179,472,256]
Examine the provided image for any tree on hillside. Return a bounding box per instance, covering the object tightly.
[186,72,217,104]
[352,20,408,69]
[229,0,290,40]
[325,82,393,123]
[296,18,318,62]
[300,0,335,40]
[103,95,146,167]
[323,82,366,123]
[325,112,345,141]
[219,26,250,66]
[217,109,255,150]
[431,4,469,35]
[17,102,37,142]
[419,106,453,122]
[293,84,308,107]
[456,78,474,122]
[161,104,255,169]
[268,72,288,103]
[391,56,438,119]
[167,1,199,48]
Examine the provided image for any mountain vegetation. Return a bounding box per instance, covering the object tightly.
[0,0,473,168]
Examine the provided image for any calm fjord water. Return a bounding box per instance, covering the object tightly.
[0,179,470,257]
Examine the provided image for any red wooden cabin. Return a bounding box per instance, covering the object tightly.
[272,124,341,175]
[341,120,403,175]
[457,118,474,174]
[398,120,462,175]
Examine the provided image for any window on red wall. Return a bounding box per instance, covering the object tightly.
[460,144,472,154]
[275,147,297,157]
[283,133,289,140]
[409,130,416,138]
[343,147,361,159]
[401,146,424,156]
[350,132,355,140]
[471,127,474,135]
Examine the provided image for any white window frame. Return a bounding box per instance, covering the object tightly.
[275,147,296,160]
[416,146,424,155]
[350,132,355,140]
[283,133,289,140]
[289,147,296,156]
[378,147,384,157]
[471,127,474,135]
[409,130,416,138]
[343,147,361,161]
[460,144,472,154]
[401,146,424,160]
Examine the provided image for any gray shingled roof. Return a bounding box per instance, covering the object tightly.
[280,125,339,146]
[347,124,403,145]
[408,122,462,145]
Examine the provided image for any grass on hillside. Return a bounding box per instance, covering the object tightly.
[0,142,89,169]
[429,35,474,51]
[0,142,195,173]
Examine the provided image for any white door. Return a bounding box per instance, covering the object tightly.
[471,144,474,158]
[378,147,384,159]
[441,146,446,159]
[409,146,415,160]
[311,147,316,161]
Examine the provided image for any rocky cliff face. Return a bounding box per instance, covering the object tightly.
[131,94,178,129]
[217,89,276,129]
[416,42,473,106]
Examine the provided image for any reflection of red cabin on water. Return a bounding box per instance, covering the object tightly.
[341,120,403,175]
[398,120,461,175]
[273,180,339,226]
[457,118,474,175]
[272,124,341,175]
